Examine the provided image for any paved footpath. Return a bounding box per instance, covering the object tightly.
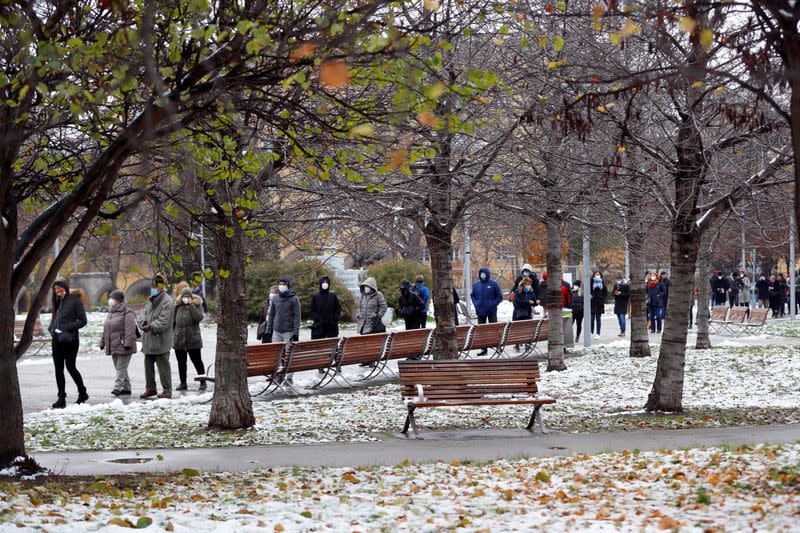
[35,424,800,476]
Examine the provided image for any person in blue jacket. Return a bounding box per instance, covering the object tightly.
[412,275,431,327]
[471,267,503,355]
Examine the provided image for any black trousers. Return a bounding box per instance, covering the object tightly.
[174,348,205,385]
[403,316,423,330]
[572,310,584,341]
[53,338,85,396]
[477,312,498,324]
[311,324,339,339]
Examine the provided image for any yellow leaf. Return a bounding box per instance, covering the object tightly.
[319,60,350,88]
[657,516,681,529]
[621,19,641,37]
[591,4,604,24]
[349,124,374,137]
[274,524,285,532]
[218,269,230,279]
[493,38,504,46]
[428,82,446,100]
[617,145,626,153]
[699,28,714,51]
[491,174,503,181]
[609,32,622,46]
[423,0,440,12]
[596,105,607,113]
[289,42,317,63]
[713,87,725,95]
[691,81,704,88]
[107,517,134,528]
[553,35,564,51]
[679,16,697,34]
[538,35,548,48]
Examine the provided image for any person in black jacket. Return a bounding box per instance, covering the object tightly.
[612,274,630,337]
[659,272,671,315]
[571,280,584,342]
[452,287,460,326]
[398,280,425,330]
[777,273,788,316]
[755,274,770,309]
[310,276,341,340]
[48,280,88,408]
[710,271,730,307]
[646,273,667,333]
[589,271,608,339]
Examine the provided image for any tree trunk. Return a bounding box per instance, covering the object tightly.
[628,233,651,357]
[208,225,255,430]
[545,213,566,372]
[425,227,457,359]
[787,35,800,259]
[0,260,26,467]
[695,248,712,349]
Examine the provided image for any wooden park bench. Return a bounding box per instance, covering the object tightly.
[379,329,434,377]
[330,332,390,387]
[455,324,474,358]
[279,337,342,394]
[14,318,47,340]
[195,342,285,397]
[708,306,731,334]
[466,321,509,357]
[398,359,555,439]
[738,307,769,335]
[724,307,748,335]
[457,301,476,325]
[498,319,545,358]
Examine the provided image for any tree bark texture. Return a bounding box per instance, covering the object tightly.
[545,213,566,372]
[425,228,457,360]
[695,248,712,349]
[208,225,255,430]
[628,233,651,358]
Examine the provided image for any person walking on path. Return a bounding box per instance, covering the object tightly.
[710,271,730,307]
[100,290,137,397]
[646,273,667,334]
[173,287,206,392]
[257,286,279,343]
[48,280,88,408]
[571,280,584,342]
[139,275,175,400]
[589,271,607,339]
[471,267,503,355]
[398,280,425,330]
[266,277,301,383]
[356,277,388,334]
[756,274,770,309]
[612,274,630,337]
[310,276,341,340]
[412,275,430,328]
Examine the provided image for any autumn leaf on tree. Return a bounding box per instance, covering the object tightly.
[320,60,350,88]
[290,42,318,63]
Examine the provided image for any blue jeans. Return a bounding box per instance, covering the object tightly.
[648,306,664,333]
[616,313,627,333]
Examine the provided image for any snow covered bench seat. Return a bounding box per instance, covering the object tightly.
[398,359,555,439]
[14,318,47,341]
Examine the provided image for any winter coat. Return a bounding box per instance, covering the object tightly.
[356,277,388,334]
[661,278,671,308]
[100,301,137,356]
[471,267,503,317]
[510,263,534,294]
[266,290,301,339]
[49,293,87,340]
[571,287,584,313]
[310,281,341,329]
[398,290,425,319]
[589,281,608,314]
[730,276,744,295]
[646,282,667,309]
[412,282,431,308]
[512,288,537,320]
[612,282,631,315]
[756,279,770,300]
[740,276,752,302]
[141,291,175,355]
[173,295,204,351]
[561,281,572,308]
[710,276,730,297]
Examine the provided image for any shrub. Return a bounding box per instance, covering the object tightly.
[245,259,356,323]
[367,258,432,311]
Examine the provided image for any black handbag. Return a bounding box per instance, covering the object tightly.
[370,315,386,334]
[256,321,267,340]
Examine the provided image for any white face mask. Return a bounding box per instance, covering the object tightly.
[182,297,191,305]
[108,299,116,307]
[278,285,288,293]
[594,275,601,280]
[364,287,372,294]
[321,283,329,290]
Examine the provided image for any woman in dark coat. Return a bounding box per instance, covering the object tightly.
[398,280,425,330]
[48,280,88,408]
[571,280,584,342]
[310,276,341,339]
[646,273,667,333]
[512,277,537,321]
[589,271,608,338]
[768,275,782,317]
[612,275,630,337]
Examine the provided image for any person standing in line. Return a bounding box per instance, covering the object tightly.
[740,270,752,310]
[729,271,743,307]
[612,274,630,337]
[659,271,671,315]
[100,290,137,397]
[190,272,209,314]
[756,274,770,309]
[356,277,388,334]
[310,276,341,339]
[768,275,781,317]
[688,278,699,328]
[710,270,730,307]
[511,277,537,353]
[398,280,425,330]
[537,273,548,307]
[470,267,503,355]
[560,278,572,309]
[452,287,461,326]
[48,280,88,408]
[139,275,175,399]
[646,273,667,334]
[510,263,534,294]
[412,275,430,328]
[258,286,279,343]
[589,271,607,340]
[265,277,301,383]
[571,280,584,342]
[173,287,206,392]
[777,273,789,316]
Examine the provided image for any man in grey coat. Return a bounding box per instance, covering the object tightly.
[139,275,175,399]
[265,277,301,383]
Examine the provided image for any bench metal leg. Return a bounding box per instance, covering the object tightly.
[331,369,355,389]
[401,407,422,439]
[310,367,335,390]
[526,405,548,434]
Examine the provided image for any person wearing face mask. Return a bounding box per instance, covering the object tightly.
[740,270,752,310]
[755,274,770,309]
[510,263,536,299]
[729,271,743,307]
[48,280,89,408]
[571,280,584,342]
[398,280,425,330]
[470,267,503,354]
[356,277,388,335]
[310,276,341,339]
[709,270,730,307]
[258,286,279,343]
[589,271,608,339]
[139,275,175,399]
[612,274,630,337]
[412,275,431,327]
[100,290,137,397]
[266,277,302,383]
[512,277,536,325]
[173,287,206,392]
[646,273,667,333]
[768,275,782,317]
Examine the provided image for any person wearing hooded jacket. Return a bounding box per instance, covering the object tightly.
[356,277,388,334]
[310,275,341,339]
[49,279,89,408]
[398,280,425,330]
[612,275,630,337]
[471,267,503,355]
[100,290,137,397]
[173,287,206,392]
[512,277,537,321]
[646,273,667,333]
[589,271,608,338]
[266,277,301,343]
[710,271,730,307]
[510,263,536,299]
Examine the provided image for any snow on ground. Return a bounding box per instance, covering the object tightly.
[23,343,800,452]
[2,443,799,532]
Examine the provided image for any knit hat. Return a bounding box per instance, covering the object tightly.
[180,287,193,297]
[53,279,70,293]
[110,290,125,302]
[278,277,291,288]
[153,275,166,288]
[399,280,412,290]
